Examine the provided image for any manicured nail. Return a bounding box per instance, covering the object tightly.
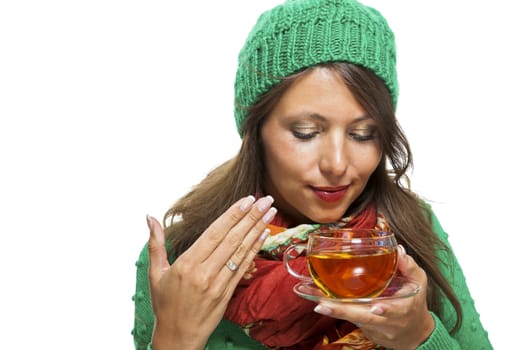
[259,228,271,241]
[397,244,409,264]
[262,207,277,224]
[257,195,274,212]
[314,304,332,315]
[146,214,153,230]
[370,304,384,315]
[240,195,256,212]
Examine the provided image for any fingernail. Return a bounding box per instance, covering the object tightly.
[314,304,332,315]
[146,214,153,231]
[262,207,277,224]
[370,304,384,315]
[259,228,270,241]
[240,195,256,212]
[257,195,274,212]
[397,244,408,264]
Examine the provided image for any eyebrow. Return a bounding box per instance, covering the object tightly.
[291,112,373,125]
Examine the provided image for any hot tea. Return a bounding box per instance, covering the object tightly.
[284,228,398,299]
[307,247,397,298]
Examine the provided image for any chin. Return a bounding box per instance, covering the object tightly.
[309,207,348,224]
[310,214,344,224]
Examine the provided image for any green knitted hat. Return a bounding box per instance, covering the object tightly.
[234,0,398,135]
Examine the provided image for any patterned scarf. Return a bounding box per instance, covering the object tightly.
[224,205,391,349]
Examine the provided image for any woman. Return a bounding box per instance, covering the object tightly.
[132,0,493,349]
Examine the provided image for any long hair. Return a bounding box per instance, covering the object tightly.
[163,62,462,333]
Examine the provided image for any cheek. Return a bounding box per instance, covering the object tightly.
[264,139,319,190]
[265,140,305,175]
[354,146,382,177]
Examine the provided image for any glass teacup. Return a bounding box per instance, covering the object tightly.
[284,228,398,298]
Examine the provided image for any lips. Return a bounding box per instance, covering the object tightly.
[311,185,349,202]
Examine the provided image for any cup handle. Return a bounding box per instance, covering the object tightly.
[283,243,311,281]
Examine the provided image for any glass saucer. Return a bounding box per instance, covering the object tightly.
[293,276,421,304]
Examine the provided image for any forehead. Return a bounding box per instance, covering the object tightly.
[269,67,367,121]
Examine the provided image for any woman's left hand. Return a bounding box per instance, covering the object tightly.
[313,245,435,350]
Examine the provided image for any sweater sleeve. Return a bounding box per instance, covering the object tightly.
[131,243,155,350]
[416,210,493,349]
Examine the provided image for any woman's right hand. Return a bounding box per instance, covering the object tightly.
[146,195,276,350]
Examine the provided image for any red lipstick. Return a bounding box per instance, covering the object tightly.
[311,185,349,202]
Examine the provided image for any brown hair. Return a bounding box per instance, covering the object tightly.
[164,62,462,333]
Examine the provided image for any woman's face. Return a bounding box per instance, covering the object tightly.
[261,67,382,224]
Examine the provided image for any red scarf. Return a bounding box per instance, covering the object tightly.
[224,205,388,349]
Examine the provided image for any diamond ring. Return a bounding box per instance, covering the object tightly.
[225,259,239,272]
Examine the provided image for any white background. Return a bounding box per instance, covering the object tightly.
[1,1,522,348]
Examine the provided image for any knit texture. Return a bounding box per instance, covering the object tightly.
[234,0,398,135]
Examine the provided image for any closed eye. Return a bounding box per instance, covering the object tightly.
[292,130,319,140]
[349,128,376,142]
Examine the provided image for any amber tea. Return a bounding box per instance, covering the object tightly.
[307,247,397,298]
[284,228,398,299]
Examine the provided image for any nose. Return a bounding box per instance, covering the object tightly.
[319,133,348,178]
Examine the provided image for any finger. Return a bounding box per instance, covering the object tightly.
[187,195,256,261]
[210,196,276,274]
[374,245,428,317]
[314,302,380,326]
[231,226,271,280]
[146,215,170,284]
[225,202,276,264]
[396,244,410,274]
[361,298,407,321]
[396,244,426,283]
[219,226,271,298]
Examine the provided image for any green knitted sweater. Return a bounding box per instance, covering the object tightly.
[132,210,493,349]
